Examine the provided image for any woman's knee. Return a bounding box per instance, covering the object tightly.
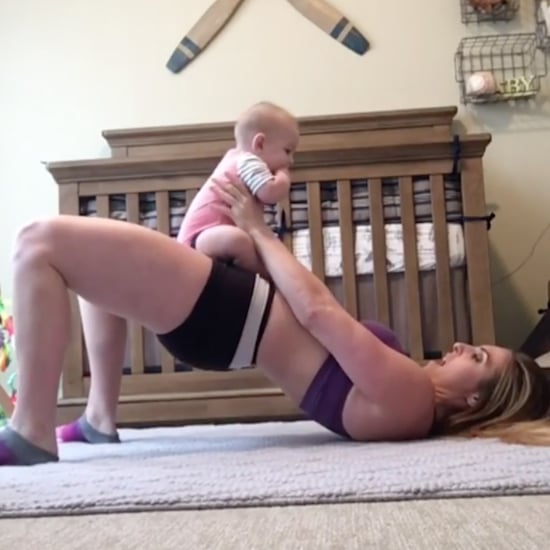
[13,218,59,266]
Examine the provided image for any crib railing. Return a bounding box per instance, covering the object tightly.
[279,175,459,361]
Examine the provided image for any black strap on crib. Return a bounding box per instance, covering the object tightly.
[275,211,495,234]
[450,135,495,230]
[462,212,496,230]
[273,135,495,234]
[275,209,290,238]
[274,205,496,233]
[451,134,461,179]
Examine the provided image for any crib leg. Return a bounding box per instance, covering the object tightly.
[0,385,14,418]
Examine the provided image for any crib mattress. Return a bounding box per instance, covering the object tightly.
[292,223,465,277]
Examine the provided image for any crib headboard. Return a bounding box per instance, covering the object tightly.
[47,106,495,427]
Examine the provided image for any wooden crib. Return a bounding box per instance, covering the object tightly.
[46,106,495,427]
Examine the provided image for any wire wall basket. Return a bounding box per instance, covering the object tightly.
[455,33,547,103]
[460,0,520,23]
[536,0,550,50]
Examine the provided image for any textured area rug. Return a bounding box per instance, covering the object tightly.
[2,420,550,518]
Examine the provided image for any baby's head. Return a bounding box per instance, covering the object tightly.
[234,102,299,172]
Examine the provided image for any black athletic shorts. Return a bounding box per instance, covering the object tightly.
[156,260,275,370]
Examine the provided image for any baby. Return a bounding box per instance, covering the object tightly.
[177,101,299,274]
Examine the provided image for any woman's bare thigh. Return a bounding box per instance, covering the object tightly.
[19,215,213,334]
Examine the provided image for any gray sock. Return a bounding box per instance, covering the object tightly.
[0,426,59,466]
[78,415,120,443]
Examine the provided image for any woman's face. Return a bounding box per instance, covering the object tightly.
[425,342,512,406]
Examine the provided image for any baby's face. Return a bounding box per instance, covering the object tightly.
[257,122,299,172]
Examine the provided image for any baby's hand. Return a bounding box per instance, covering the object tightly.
[274,169,291,191]
[255,169,291,204]
[276,168,290,179]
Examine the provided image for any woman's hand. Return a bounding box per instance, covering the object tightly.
[211,174,268,234]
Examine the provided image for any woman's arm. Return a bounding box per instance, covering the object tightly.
[248,223,334,325]
[211,175,333,325]
[250,219,435,439]
[211,178,432,407]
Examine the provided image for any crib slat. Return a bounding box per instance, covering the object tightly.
[368,179,390,325]
[154,191,177,374]
[87,194,109,380]
[126,193,140,223]
[460,158,495,344]
[306,182,325,280]
[430,175,455,353]
[126,193,145,375]
[59,184,86,397]
[278,196,292,251]
[0,386,13,417]
[155,191,171,235]
[96,195,110,218]
[337,180,358,318]
[186,188,198,208]
[399,177,424,360]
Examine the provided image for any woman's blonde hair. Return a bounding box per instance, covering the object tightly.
[435,351,550,445]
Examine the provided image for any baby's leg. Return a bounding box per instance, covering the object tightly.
[195,225,266,275]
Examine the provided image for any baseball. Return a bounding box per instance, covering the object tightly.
[466,72,497,96]
[469,0,508,14]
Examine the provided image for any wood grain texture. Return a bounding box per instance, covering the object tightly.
[103,106,458,152]
[0,387,14,417]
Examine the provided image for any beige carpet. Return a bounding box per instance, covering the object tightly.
[3,496,550,549]
[2,420,550,519]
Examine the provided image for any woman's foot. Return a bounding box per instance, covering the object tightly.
[56,415,120,444]
[0,426,59,466]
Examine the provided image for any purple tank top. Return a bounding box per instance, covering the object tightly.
[299,320,406,438]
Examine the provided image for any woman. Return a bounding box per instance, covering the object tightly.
[1,179,549,466]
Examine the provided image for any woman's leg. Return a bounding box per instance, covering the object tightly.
[4,215,212,462]
[81,301,126,434]
[56,300,126,442]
